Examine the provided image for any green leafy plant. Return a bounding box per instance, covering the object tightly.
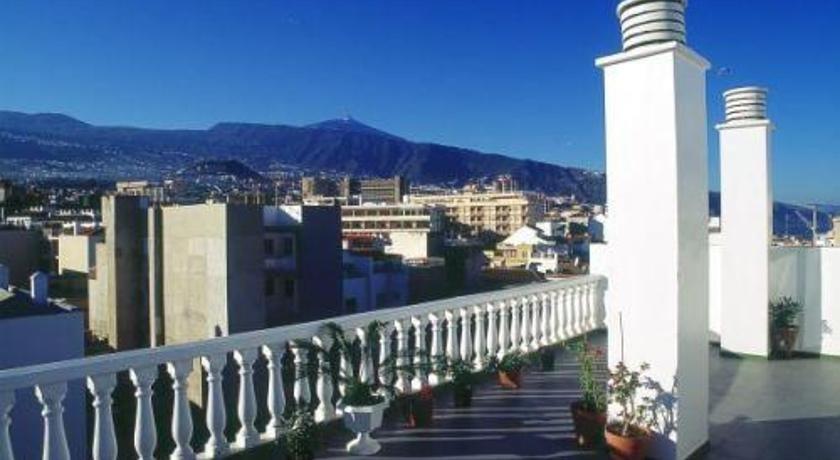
[447,358,475,388]
[571,337,607,413]
[607,361,653,437]
[342,377,386,407]
[282,406,319,460]
[770,297,803,329]
[490,351,530,374]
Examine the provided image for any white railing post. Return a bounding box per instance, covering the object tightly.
[167,360,196,460]
[130,366,158,460]
[595,279,607,327]
[312,336,335,423]
[486,302,498,361]
[540,293,551,346]
[530,295,541,351]
[574,285,585,334]
[262,343,287,437]
[519,296,531,352]
[472,305,486,370]
[393,319,410,394]
[459,307,473,364]
[0,391,13,460]
[234,349,259,449]
[377,324,394,387]
[411,316,428,391]
[428,313,444,385]
[201,354,229,457]
[586,282,598,330]
[548,291,559,344]
[565,287,576,338]
[509,298,520,356]
[496,300,509,359]
[35,382,71,460]
[291,341,311,407]
[445,310,458,369]
[87,374,117,460]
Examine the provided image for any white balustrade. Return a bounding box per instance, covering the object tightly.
[411,316,428,390]
[87,374,117,460]
[167,360,195,460]
[428,313,444,385]
[234,349,259,449]
[201,354,229,457]
[0,276,605,460]
[36,382,71,460]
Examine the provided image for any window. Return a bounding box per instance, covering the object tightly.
[284,279,295,298]
[264,239,274,256]
[264,276,275,296]
[282,237,294,257]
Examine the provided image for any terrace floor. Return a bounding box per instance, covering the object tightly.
[233,333,840,460]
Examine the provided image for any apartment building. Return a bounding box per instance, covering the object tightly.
[115,180,169,204]
[409,191,544,237]
[341,203,445,259]
[360,176,409,204]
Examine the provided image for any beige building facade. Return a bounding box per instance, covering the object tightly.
[409,191,544,237]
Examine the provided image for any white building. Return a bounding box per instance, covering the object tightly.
[342,252,408,313]
[341,204,445,260]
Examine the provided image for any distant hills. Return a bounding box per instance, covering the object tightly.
[0,111,605,202]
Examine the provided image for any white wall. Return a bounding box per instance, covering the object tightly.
[708,235,722,342]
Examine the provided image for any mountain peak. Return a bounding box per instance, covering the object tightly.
[305,117,402,140]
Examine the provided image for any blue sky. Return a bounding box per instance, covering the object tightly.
[1,1,839,204]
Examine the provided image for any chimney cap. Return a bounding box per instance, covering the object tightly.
[617,0,687,51]
[724,86,769,122]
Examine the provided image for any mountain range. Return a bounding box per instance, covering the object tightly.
[0,110,832,236]
[0,111,605,202]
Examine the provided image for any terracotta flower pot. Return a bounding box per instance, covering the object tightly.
[605,424,651,460]
[498,370,522,389]
[570,401,606,448]
[406,395,434,428]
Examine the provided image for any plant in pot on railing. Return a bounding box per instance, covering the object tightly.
[605,361,654,460]
[281,404,320,460]
[490,351,529,389]
[339,377,390,456]
[770,296,803,358]
[569,337,607,448]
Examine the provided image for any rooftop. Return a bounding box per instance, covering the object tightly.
[0,287,75,319]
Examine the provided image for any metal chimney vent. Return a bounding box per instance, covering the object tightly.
[618,0,687,51]
[724,87,768,122]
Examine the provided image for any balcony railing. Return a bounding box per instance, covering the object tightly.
[0,274,606,460]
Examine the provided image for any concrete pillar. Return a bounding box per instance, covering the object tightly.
[30,271,49,306]
[719,87,773,357]
[596,1,709,458]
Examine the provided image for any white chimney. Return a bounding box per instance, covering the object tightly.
[618,0,687,51]
[0,265,8,291]
[29,271,49,306]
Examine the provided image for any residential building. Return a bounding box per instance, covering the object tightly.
[0,179,11,204]
[88,195,150,350]
[57,231,103,276]
[489,224,569,273]
[0,269,85,460]
[341,203,445,259]
[116,180,169,204]
[360,176,408,204]
[0,228,50,287]
[342,252,408,313]
[409,191,544,237]
[301,176,341,200]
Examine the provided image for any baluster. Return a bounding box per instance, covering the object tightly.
[497,300,509,359]
[357,327,373,384]
[509,298,521,355]
[263,343,287,437]
[411,316,428,390]
[428,313,444,385]
[519,296,531,352]
[472,305,486,370]
[587,282,598,330]
[486,302,498,361]
[234,349,259,449]
[548,291,559,344]
[595,279,606,328]
[394,319,411,393]
[565,287,577,338]
[530,295,541,350]
[377,324,394,387]
[201,354,229,456]
[459,307,473,363]
[338,334,353,398]
[167,360,195,460]
[557,289,568,340]
[87,374,117,460]
[575,285,585,334]
[312,336,335,422]
[445,310,458,379]
[130,366,158,460]
[291,341,311,406]
[0,391,13,460]
[35,383,71,460]
[540,293,551,346]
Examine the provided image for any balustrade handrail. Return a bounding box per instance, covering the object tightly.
[0,275,605,392]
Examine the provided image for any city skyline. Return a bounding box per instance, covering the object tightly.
[2,0,839,204]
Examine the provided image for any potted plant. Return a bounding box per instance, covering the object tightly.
[449,359,475,407]
[770,297,803,358]
[569,338,607,447]
[605,361,653,460]
[340,377,389,455]
[406,383,435,427]
[493,351,529,389]
[281,406,319,460]
[539,346,557,371]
